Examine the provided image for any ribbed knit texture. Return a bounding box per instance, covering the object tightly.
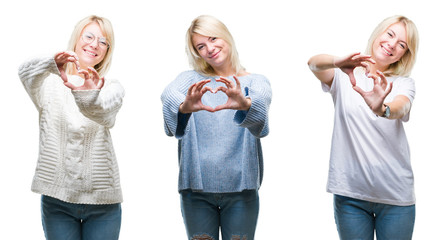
[19,56,124,204]
[161,71,272,193]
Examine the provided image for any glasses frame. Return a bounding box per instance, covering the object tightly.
[81,32,110,49]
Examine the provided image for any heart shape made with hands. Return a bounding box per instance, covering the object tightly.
[201,88,228,109]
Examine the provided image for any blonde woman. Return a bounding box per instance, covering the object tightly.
[19,15,124,240]
[308,15,418,240]
[161,15,271,240]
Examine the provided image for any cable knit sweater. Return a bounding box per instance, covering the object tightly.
[18,56,124,204]
[161,70,271,193]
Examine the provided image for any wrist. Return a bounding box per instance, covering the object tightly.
[382,104,390,118]
[243,98,252,111]
[179,102,188,114]
[332,56,339,68]
[377,104,390,118]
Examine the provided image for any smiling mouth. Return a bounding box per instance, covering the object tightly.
[210,50,221,58]
[381,46,393,56]
[84,49,98,57]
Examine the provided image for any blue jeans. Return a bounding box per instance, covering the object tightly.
[41,195,122,240]
[334,195,415,240]
[180,190,259,240]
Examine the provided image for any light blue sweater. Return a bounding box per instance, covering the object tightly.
[161,70,272,193]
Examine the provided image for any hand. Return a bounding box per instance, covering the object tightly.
[353,70,393,115]
[214,76,251,112]
[54,51,80,83]
[334,52,376,86]
[64,67,105,90]
[179,79,215,113]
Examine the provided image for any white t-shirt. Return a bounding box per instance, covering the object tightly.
[322,68,415,206]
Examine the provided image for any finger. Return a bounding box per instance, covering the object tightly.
[384,82,393,98]
[187,82,197,96]
[54,51,68,65]
[348,52,362,60]
[367,57,376,64]
[348,72,357,86]
[78,69,90,80]
[352,85,366,97]
[202,105,215,112]
[214,86,228,94]
[97,77,105,89]
[63,81,76,90]
[233,75,241,88]
[68,52,80,69]
[352,54,373,63]
[88,67,100,85]
[196,79,211,92]
[60,70,68,83]
[55,51,80,71]
[217,77,233,88]
[351,53,371,61]
[376,70,387,86]
[68,57,80,70]
[65,51,77,58]
[367,73,378,86]
[214,104,228,112]
[362,62,371,76]
[200,86,213,94]
[54,51,64,60]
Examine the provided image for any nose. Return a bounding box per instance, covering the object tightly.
[387,38,397,49]
[89,38,99,49]
[206,43,215,54]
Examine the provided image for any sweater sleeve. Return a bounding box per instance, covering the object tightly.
[161,71,193,139]
[71,79,124,128]
[234,74,272,138]
[18,56,60,110]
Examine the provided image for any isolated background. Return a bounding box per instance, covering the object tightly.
[1,0,436,239]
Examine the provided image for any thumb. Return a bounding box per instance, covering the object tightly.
[96,77,105,89]
[63,81,76,90]
[348,72,357,86]
[352,85,365,97]
[383,82,393,98]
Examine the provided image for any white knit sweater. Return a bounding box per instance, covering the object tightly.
[19,56,124,204]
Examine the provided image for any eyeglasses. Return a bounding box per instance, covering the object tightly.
[81,32,110,49]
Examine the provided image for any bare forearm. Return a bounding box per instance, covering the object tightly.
[308,54,337,72]
[308,54,337,86]
[380,95,411,119]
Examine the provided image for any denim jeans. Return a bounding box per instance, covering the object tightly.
[334,195,415,240]
[41,195,122,240]
[180,190,259,240]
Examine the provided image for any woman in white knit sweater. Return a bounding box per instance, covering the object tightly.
[18,15,124,240]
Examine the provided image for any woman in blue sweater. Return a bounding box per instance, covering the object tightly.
[161,15,271,240]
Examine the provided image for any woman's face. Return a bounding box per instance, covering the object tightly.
[372,22,408,70]
[75,22,109,70]
[192,33,230,70]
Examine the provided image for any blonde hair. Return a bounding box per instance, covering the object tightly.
[186,15,244,76]
[66,15,114,77]
[365,15,419,77]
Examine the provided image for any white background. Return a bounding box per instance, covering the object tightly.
[1,0,436,239]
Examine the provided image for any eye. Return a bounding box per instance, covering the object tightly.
[197,45,204,51]
[99,38,108,47]
[387,32,393,37]
[84,33,94,40]
[399,43,406,49]
[211,37,217,41]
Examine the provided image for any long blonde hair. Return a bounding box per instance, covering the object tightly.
[365,15,419,77]
[65,15,114,77]
[186,15,244,76]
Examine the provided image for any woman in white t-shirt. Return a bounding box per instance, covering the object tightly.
[308,15,419,240]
